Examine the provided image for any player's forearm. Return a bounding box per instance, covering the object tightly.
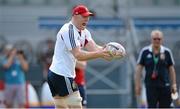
[85,40,104,51]
[134,65,143,87]
[169,66,177,85]
[74,50,103,61]
[134,72,141,87]
[19,58,29,72]
[3,55,14,69]
[16,54,29,72]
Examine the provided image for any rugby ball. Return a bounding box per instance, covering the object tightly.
[105,42,126,59]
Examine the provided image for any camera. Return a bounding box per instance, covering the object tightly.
[17,50,24,54]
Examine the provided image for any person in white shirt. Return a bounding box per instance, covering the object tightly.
[47,4,114,109]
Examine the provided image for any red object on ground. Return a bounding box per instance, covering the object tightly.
[25,81,29,108]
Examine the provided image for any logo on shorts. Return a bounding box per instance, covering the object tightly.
[72,81,78,89]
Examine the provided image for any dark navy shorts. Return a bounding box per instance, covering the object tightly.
[47,70,78,97]
[146,86,171,108]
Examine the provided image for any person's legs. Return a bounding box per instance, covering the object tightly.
[47,70,81,108]
[146,86,158,108]
[4,84,16,108]
[16,84,26,108]
[53,96,68,108]
[78,85,87,107]
[53,91,82,109]
[67,91,82,108]
[158,86,172,108]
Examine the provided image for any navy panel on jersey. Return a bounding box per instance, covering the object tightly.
[69,24,76,49]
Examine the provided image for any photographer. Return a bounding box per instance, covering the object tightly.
[1,44,29,108]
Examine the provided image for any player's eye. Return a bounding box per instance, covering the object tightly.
[153,38,161,41]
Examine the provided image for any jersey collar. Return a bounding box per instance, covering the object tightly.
[148,44,165,53]
[69,21,81,32]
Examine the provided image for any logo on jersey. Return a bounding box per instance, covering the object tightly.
[160,53,165,60]
[147,53,152,58]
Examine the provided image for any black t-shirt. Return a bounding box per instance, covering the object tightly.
[137,45,175,87]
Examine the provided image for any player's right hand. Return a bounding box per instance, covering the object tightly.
[100,49,113,61]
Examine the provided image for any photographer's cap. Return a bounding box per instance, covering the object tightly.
[72,4,93,17]
[5,44,13,50]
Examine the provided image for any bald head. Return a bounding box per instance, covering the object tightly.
[151,30,163,48]
[151,30,163,39]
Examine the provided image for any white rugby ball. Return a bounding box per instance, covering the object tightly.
[105,42,126,59]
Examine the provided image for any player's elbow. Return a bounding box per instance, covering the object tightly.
[71,47,86,61]
[73,52,84,61]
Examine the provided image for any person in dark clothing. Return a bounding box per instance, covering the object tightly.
[134,30,177,108]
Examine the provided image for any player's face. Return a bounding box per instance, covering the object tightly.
[76,15,90,30]
[151,33,163,48]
